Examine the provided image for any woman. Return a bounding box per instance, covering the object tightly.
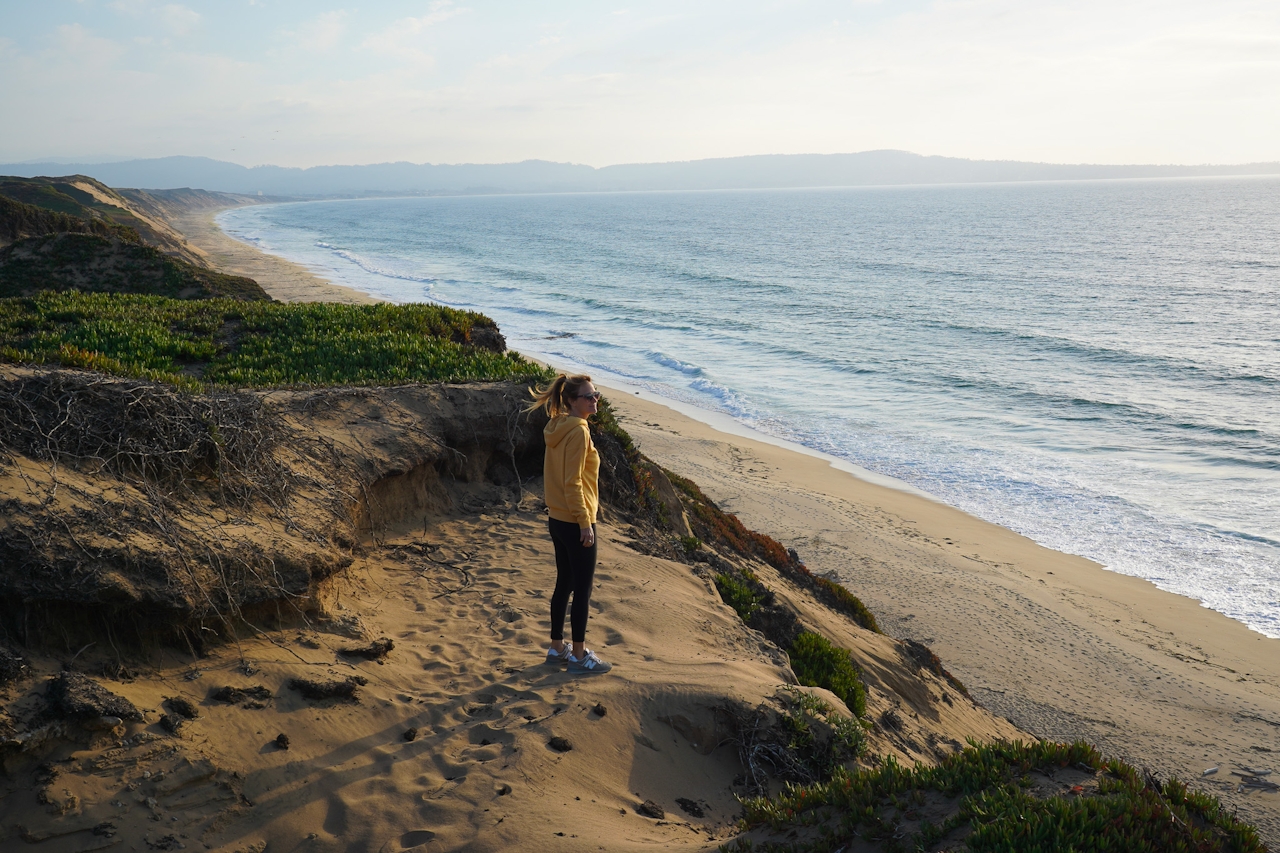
[526,373,613,674]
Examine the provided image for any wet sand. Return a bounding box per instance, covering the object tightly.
[171,207,380,305]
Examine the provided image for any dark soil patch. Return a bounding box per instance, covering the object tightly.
[676,797,706,818]
[286,676,367,702]
[338,637,394,660]
[45,672,142,722]
[209,685,273,707]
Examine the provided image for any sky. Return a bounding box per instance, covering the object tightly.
[2,0,1279,168]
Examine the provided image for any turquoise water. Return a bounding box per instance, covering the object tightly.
[219,178,1280,637]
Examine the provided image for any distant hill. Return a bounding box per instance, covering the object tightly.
[1,194,138,244]
[2,151,1279,196]
[0,176,270,301]
[0,175,209,265]
[116,186,267,220]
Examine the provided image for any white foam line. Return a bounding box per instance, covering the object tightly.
[519,346,938,500]
[216,210,958,504]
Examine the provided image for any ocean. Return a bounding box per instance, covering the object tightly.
[218,178,1280,638]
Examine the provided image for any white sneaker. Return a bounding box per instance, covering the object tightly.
[567,649,613,674]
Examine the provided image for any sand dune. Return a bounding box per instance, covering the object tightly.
[0,381,1023,852]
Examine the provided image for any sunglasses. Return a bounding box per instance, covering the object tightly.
[576,392,602,401]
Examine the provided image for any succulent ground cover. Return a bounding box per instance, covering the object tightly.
[724,739,1266,852]
[0,291,539,387]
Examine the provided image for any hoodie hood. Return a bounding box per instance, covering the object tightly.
[544,415,586,449]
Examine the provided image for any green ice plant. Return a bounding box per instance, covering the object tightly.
[725,739,1265,853]
[0,292,543,387]
[788,631,867,719]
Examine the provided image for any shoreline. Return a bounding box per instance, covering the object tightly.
[597,384,1280,840]
[174,204,1280,840]
[172,206,381,304]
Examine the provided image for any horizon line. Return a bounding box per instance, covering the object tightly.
[7,149,1280,172]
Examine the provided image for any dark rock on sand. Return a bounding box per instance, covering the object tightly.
[0,647,28,685]
[404,727,419,742]
[46,672,142,722]
[637,799,665,819]
[338,637,394,660]
[274,733,290,750]
[286,676,367,701]
[548,736,573,752]
[163,696,199,720]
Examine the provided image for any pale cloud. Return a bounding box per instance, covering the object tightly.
[158,4,201,36]
[108,0,150,15]
[108,0,200,36]
[360,1,464,64]
[287,10,348,51]
[53,23,127,65]
[1149,33,1280,62]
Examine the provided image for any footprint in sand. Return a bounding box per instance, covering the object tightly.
[380,829,436,852]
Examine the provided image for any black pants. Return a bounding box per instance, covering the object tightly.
[548,518,597,643]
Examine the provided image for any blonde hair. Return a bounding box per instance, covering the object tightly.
[525,373,594,418]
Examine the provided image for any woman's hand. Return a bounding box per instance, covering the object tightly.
[580,527,595,547]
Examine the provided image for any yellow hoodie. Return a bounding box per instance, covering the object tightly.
[543,415,600,529]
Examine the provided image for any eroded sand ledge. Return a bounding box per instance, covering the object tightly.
[167,201,1279,844]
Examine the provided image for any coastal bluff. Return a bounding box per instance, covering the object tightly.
[0,368,1022,851]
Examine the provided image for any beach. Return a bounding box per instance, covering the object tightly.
[170,206,381,305]
[600,388,1280,838]
[175,206,1280,844]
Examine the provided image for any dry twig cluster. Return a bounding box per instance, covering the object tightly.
[0,370,354,645]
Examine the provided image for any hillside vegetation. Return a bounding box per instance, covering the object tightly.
[0,233,270,301]
[0,175,273,301]
[0,193,138,244]
[0,175,206,264]
[0,291,528,386]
